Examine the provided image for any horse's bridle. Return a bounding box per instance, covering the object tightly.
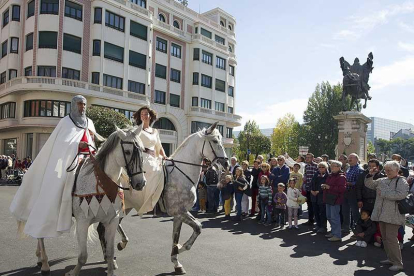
[201,139,228,164]
[120,140,145,187]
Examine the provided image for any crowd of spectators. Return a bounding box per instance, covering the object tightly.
[0,154,31,180]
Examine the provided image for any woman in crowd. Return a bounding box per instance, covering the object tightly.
[249,160,262,217]
[311,161,329,234]
[241,161,252,216]
[364,161,409,272]
[257,162,271,220]
[233,167,249,221]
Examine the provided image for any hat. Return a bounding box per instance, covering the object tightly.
[277,183,285,187]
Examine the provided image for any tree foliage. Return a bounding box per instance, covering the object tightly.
[367,141,375,155]
[271,114,301,157]
[177,0,188,6]
[86,106,132,138]
[237,120,271,162]
[302,82,354,157]
[376,138,414,160]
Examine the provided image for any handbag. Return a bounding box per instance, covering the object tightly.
[392,177,414,215]
[325,193,338,205]
[297,194,307,205]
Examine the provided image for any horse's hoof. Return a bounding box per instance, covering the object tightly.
[174,267,186,275]
[117,242,124,251]
[36,262,42,268]
[114,259,119,270]
[41,269,51,276]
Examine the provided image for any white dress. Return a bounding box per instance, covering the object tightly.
[124,128,164,215]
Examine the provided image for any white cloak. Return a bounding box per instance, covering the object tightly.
[10,116,95,238]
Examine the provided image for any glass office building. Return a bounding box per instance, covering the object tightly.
[367,117,414,144]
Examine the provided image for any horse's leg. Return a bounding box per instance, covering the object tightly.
[36,239,42,268]
[117,218,129,251]
[171,217,185,275]
[37,238,50,275]
[177,211,202,253]
[66,220,89,276]
[97,222,107,261]
[363,98,367,109]
[104,217,119,276]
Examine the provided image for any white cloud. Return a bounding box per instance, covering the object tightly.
[398,41,414,52]
[371,55,414,90]
[235,98,308,130]
[398,21,414,33]
[334,30,358,40]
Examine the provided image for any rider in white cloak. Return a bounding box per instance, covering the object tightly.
[10,95,98,238]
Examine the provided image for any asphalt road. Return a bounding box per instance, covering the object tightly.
[0,185,413,276]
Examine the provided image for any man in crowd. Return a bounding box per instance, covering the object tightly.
[339,154,349,172]
[392,154,409,178]
[205,159,219,213]
[321,154,329,162]
[270,155,290,189]
[229,157,240,178]
[304,153,318,225]
[342,153,364,233]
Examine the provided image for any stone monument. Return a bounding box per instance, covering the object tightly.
[335,52,374,162]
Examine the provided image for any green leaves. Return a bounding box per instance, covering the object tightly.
[86,106,132,138]
[376,138,414,159]
[235,120,271,162]
[271,114,300,157]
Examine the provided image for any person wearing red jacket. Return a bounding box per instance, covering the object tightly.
[323,160,347,242]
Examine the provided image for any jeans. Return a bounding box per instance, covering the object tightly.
[326,204,341,238]
[342,192,360,230]
[260,200,271,224]
[235,193,243,217]
[207,185,220,212]
[274,208,285,225]
[306,191,314,222]
[313,203,327,229]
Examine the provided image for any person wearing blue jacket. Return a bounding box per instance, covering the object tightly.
[270,155,290,189]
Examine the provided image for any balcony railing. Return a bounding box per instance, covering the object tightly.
[156,20,188,39]
[192,34,232,55]
[159,129,178,137]
[190,107,241,124]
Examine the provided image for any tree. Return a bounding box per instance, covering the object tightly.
[302,82,354,157]
[86,106,132,138]
[271,114,301,157]
[177,0,188,6]
[376,138,391,157]
[367,141,375,156]
[237,120,271,162]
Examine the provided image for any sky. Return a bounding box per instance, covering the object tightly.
[186,0,414,130]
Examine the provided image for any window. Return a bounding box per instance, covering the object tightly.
[215,35,225,45]
[24,100,71,118]
[129,50,146,69]
[94,7,102,23]
[155,90,166,104]
[229,45,233,53]
[200,98,211,109]
[228,106,233,113]
[26,33,33,51]
[10,37,18,54]
[217,125,224,136]
[158,13,165,22]
[1,40,7,57]
[27,1,35,18]
[63,33,81,54]
[170,68,180,83]
[92,40,100,56]
[201,50,212,65]
[200,28,211,39]
[155,64,166,79]
[191,121,211,133]
[226,127,233,138]
[220,20,225,27]
[228,86,234,97]
[38,66,56,77]
[12,5,20,21]
[41,0,59,15]
[170,94,180,107]
[171,43,181,58]
[3,9,9,27]
[195,27,198,34]
[193,48,199,60]
[156,37,167,53]
[216,56,225,70]
[0,71,5,84]
[130,0,146,8]
[173,20,180,29]
[130,20,147,40]
[62,67,80,80]
[192,72,199,85]
[128,80,145,94]
[104,42,124,63]
[228,24,233,31]
[153,117,176,131]
[9,69,17,80]
[91,72,99,84]
[65,1,82,21]
[103,74,122,89]
[201,74,212,88]
[1,102,16,119]
[229,65,235,76]
[215,102,225,112]
[192,97,198,107]
[215,79,225,92]
[38,31,57,49]
[25,66,32,76]
[105,10,125,32]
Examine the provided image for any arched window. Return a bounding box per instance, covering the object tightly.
[158,13,166,22]
[220,20,225,27]
[228,24,232,31]
[173,20,180,29]
[154,117,176,131]
[228,45,233,53]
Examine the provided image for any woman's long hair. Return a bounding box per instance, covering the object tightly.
[133,106,157,126]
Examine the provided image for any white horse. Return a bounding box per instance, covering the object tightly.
[99,122,228,275]
[34,126,146,276]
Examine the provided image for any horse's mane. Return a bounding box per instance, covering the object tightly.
[170,128,221,158]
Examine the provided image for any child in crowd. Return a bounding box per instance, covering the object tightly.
[197,181,207,213]
[353,209,376,247]
[273,183,287,228]
[290,163,303,190]
[287,178,300,229]
[258,175,273,226]
[219,175,234,220]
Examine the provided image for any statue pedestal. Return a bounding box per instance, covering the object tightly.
[334,111,371,162]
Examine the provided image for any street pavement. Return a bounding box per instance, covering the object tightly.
[0,185,413,276]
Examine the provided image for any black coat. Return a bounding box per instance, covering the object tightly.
[311,171,328,204]
[234,177,248,194]
[205,168,218,186]
[355,218,377,237]
[251,168,261,189]
[356,170,386,202]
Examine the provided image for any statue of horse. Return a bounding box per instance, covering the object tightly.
[35,125,147,276]
[98,122,228,275]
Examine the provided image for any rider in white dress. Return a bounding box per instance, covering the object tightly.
[124,106,167,215]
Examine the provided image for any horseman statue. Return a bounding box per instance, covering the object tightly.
[339,52,374,111]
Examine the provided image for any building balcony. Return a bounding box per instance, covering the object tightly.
[189,106,241,126]
[154,19,192,42]
[110,0,151,18]
[0,77,149,105]
[191,34,230,55]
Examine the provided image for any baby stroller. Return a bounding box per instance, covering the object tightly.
[7,169,24,185]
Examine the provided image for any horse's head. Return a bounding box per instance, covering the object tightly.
[114,125,147,191]
[201,122,229,170]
